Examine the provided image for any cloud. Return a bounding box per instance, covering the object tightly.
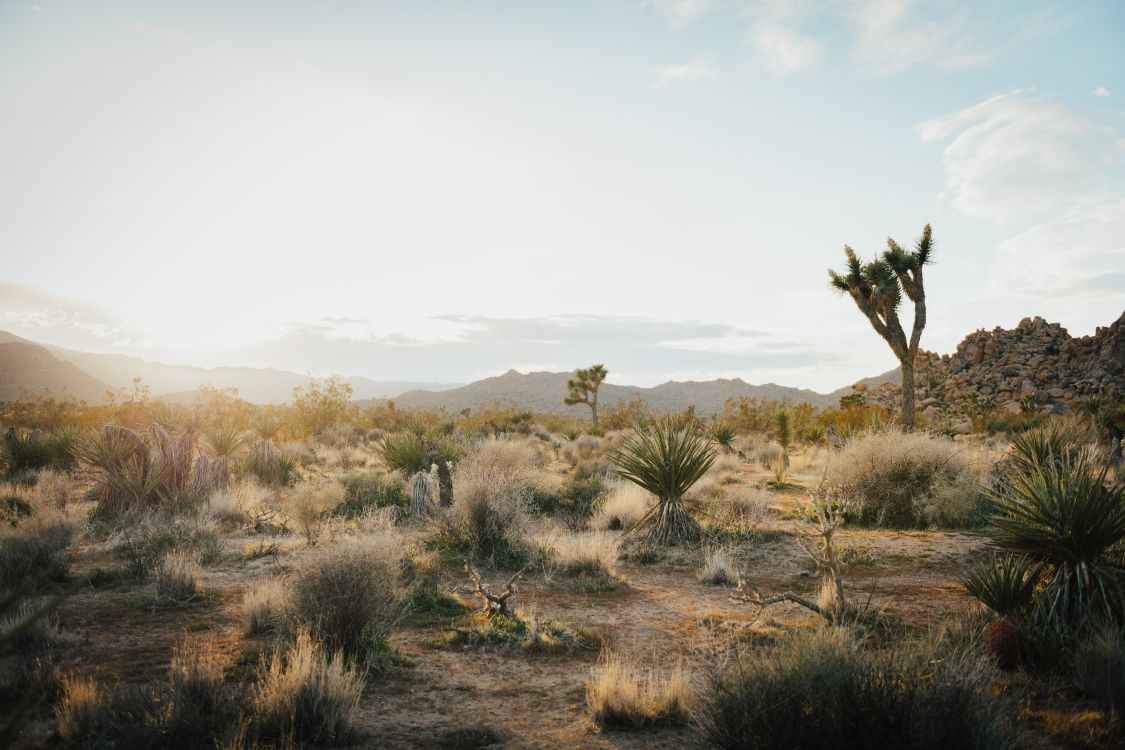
[0,281,139,350]
[654,56,718,87]
[228,314,828,386]
[1092,86,1111,98]
[990,197,1125,305]
[746,24,823,76]
[642,0,720,27]
[917,90,1125,222]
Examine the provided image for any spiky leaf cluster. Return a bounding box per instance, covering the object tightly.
[611,418,716,502]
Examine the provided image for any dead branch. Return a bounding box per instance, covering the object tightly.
[465,564,523,621]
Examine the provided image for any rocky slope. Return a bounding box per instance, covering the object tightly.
[0,335,112,402]
[855,312,1125,418]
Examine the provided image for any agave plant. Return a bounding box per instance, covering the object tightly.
[611,417,716,545]
[989,431,1125,624]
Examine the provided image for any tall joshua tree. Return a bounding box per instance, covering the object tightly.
[829,224,933,429]
[564,364,608,431]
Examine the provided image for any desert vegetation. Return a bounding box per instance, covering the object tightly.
[1,380,1123,749]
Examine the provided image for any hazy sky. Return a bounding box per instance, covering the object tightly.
[1,0,1123,391]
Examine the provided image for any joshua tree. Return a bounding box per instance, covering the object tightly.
[829,224,933,429]
[564,364,608,431]
[611,417,716,545]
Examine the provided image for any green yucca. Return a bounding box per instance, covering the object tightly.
[201,426,249,459]
[989,431,1125,623]
[611,418,716,545]
[709,422,737,452]
[962,554,1043,617]
[378,432,429,476]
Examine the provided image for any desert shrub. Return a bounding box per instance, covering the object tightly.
[241,437,299,487]
[378,431,459,475]
[586,653,688,729]
[243,579,288,635]
[830,427,984,528]
[332,470,408,517]
[696,627,1019,750]
[54,675,162,746]
[699,546,738,585]
[155,551,202,602]
[591,480,654,531]
[281,480,345,545]
[164,641,239,746]
[0,519,77,592]
[252,630,364,746]
[431,438,540,566]
[0,599,64,654]
[114,513,222,581]
[289,538,403,665]
[206,488,249,529]
[1072,623,1125,728]
[0,428,77,478]
[546,532,620,579]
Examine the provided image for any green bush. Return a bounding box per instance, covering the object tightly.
[0,428,78,479]
[696,627,1020,750]
[332,470,408,517]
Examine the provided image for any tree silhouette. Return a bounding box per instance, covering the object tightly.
[829,224,933,429]
[564,364,608,430]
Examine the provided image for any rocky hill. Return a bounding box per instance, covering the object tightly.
[855,312,1125,418]
[0,335,112,402]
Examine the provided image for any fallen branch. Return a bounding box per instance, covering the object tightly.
[465,564,523,622]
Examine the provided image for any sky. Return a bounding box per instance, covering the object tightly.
[1,0,1123,392]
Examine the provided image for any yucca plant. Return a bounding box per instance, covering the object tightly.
[962,553,1043,617]
[611,418,716,545]
[378,432,459,506]
[709,422,737,453]
[989,432,1125,624]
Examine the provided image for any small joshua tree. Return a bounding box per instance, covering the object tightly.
[565,364,608,431]
[611,417,716,545]
[829,224,933,429]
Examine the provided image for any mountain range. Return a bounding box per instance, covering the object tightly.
[0,328,892,415]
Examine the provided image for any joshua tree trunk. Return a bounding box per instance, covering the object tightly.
[899,358,916,430]
[410,471,435,516]
[590,394,599,432]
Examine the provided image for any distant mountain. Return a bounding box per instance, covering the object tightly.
[378,368,893,416]
[0,333,112,403]
[43,346,459,404]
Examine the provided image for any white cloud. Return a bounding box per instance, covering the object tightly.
[642,0,719,27]
[847,0,1054,74]
[1092,86,1111,98]
[653,56,717,87]
[988,197,1125,327]
[746,24,823,76]
[917,90,1125,222]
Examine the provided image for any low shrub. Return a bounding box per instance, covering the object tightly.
[155,551,202,602]
[591,480,654,531]
[830,427,985,528]
[696,627,1020,750]
[0,519,77,591]
[289,538,404,666]
[1072,623,1125,729]
[243,579,288,635]
[164,641,239,746]
[699,546,738,586]
[252,630,364,746]
[281,480,345,545]
[586,653,688,729]
[332,470,408,517]
[114,513,222,581]
[546,532,620,579]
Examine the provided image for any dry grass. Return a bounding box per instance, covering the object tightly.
[289,536,403,663]
[699,546,738,586]
[54,674,105,740]
[591,480,654,531]
[586,652,689,729]
[829,427,985,528]
[282,480,346,544]
[165,641,238,743]
[253,629,364,746]
[243,579,288,635]
[155,550,202,601]
[547,532,621,578]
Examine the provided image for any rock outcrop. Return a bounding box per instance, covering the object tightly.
[853,312,1125,419]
